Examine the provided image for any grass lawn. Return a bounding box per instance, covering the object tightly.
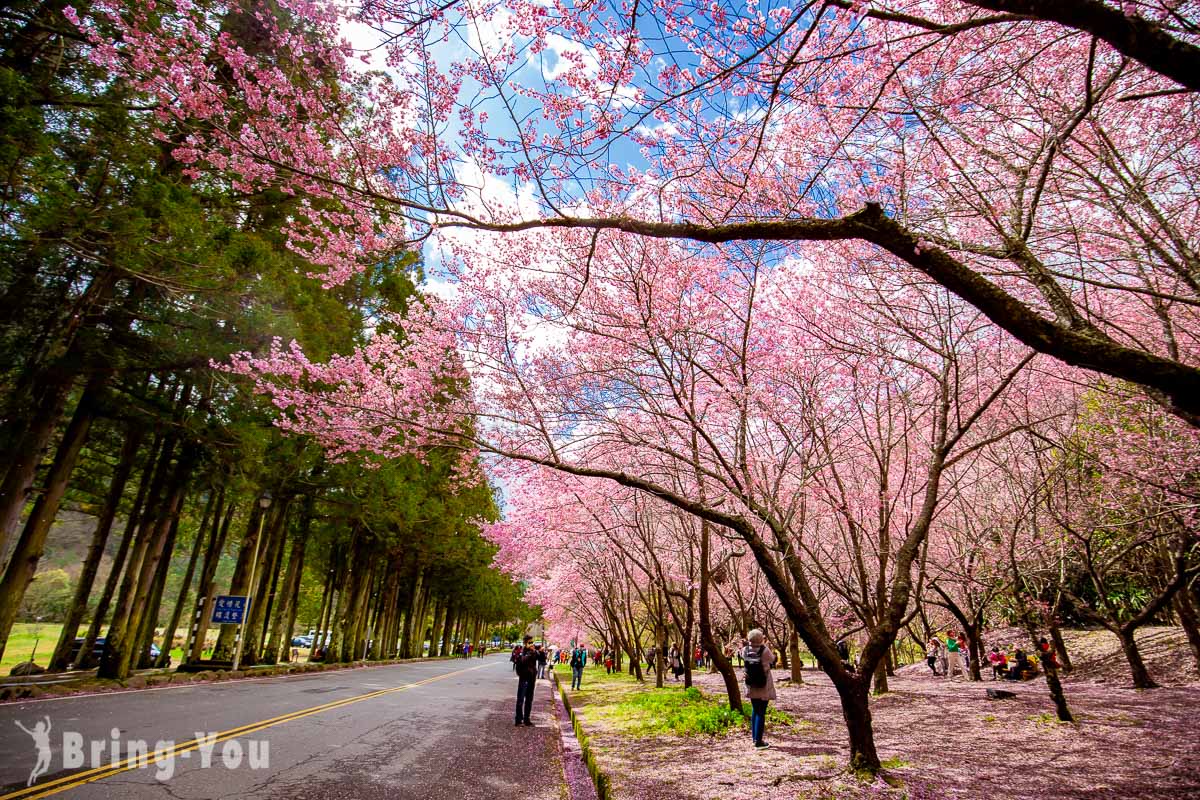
[567,663,792,738]
[1,623,64,672]
[2,623,187,674]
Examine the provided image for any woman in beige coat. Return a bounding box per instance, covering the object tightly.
[742,628,776,749]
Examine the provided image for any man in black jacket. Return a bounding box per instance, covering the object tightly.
[514,635,538,726]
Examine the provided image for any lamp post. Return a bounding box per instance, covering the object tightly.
[232,491,271,671]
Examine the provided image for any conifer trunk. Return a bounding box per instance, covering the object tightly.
[212,500,268,660]
[0,372,106,661]
[78,433,166,669]
[186,492,233,663]
[49,424,143,671]
[267,509,310,663]
[156,491,215,668]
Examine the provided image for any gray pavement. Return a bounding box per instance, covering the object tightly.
[0,655,567,800]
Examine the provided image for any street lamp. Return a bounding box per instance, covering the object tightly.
[232,491,272,671]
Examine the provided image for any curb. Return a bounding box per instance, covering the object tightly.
[0,654,463,704]
[554,673,613,800]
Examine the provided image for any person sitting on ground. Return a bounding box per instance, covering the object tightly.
[742,629,777,750]
[1006,648,1031,680]
[987,646,1008,680]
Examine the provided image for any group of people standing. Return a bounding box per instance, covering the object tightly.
[509,631,782,751]
[510,637,592,725]
[926,631,1058,681]
[925,631,972,678]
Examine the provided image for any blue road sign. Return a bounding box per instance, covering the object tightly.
[210,595,249,624]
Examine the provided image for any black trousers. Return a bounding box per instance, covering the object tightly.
[515,674,536,722]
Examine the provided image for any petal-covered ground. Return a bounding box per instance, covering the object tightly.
[569,628,1200,800]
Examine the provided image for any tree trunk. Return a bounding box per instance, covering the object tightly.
[212,500,269,660]
[186,492,233,663]
[156,491,216,668]
[399,565,424,658]
[1048,618,1073,674]
[48,423,143,671]
[441,602,456,658]
[872,655,888,695]
[788,633,805,684]
[101,445,195,680]
[257,537,287,660]
[135,512,180,668]
[0,372,105,661]
[267,514,309,664]
[838,678,881,774]
[77,433,166,669]
[0,267,120,558]
[1174,591,1200,677]
[966,623,983,682]
[681,589,695,688]
[242,500,290,664]
[428,598,446,658]
[0,365,79,559]
[699,521,741,707]
[1116,626,1158,689]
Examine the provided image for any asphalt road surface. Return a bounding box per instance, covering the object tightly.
[0,655,568,800]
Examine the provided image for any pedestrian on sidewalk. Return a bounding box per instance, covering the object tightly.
[570,644,587,690]
[742,629,776,750]
[536,643,548,679]
[514,635,538,727]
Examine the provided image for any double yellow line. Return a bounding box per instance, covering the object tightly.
[3,661,492,800]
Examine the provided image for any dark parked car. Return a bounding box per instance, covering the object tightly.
[68,637,164,667]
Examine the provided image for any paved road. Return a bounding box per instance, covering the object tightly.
[0,655,567,800]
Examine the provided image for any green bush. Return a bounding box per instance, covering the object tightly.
[19,568,73,621]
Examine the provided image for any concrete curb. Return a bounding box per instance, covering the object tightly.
[0,655,463,704]
[554,673,613,800]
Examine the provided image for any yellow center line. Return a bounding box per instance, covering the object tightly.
[2,661,495,800]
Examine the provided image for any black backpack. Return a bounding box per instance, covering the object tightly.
[744,645,768,688]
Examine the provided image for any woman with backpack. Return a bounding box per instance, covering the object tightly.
[742,628,776,750]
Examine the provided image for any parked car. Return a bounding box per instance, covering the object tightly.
[67,638,164,667]
[291,635,313,648]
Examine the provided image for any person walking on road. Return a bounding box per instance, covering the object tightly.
[742,629,776,749]
[514,635,539,727]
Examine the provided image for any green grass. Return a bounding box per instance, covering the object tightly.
[880,756,912,769]
[1029,711,1069,727]
[2,623,187,674]
[570,665,800,739]
[1,623,64,672]
[585,684,745,737]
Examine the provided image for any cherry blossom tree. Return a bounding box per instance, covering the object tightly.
[75,0,1200,425]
